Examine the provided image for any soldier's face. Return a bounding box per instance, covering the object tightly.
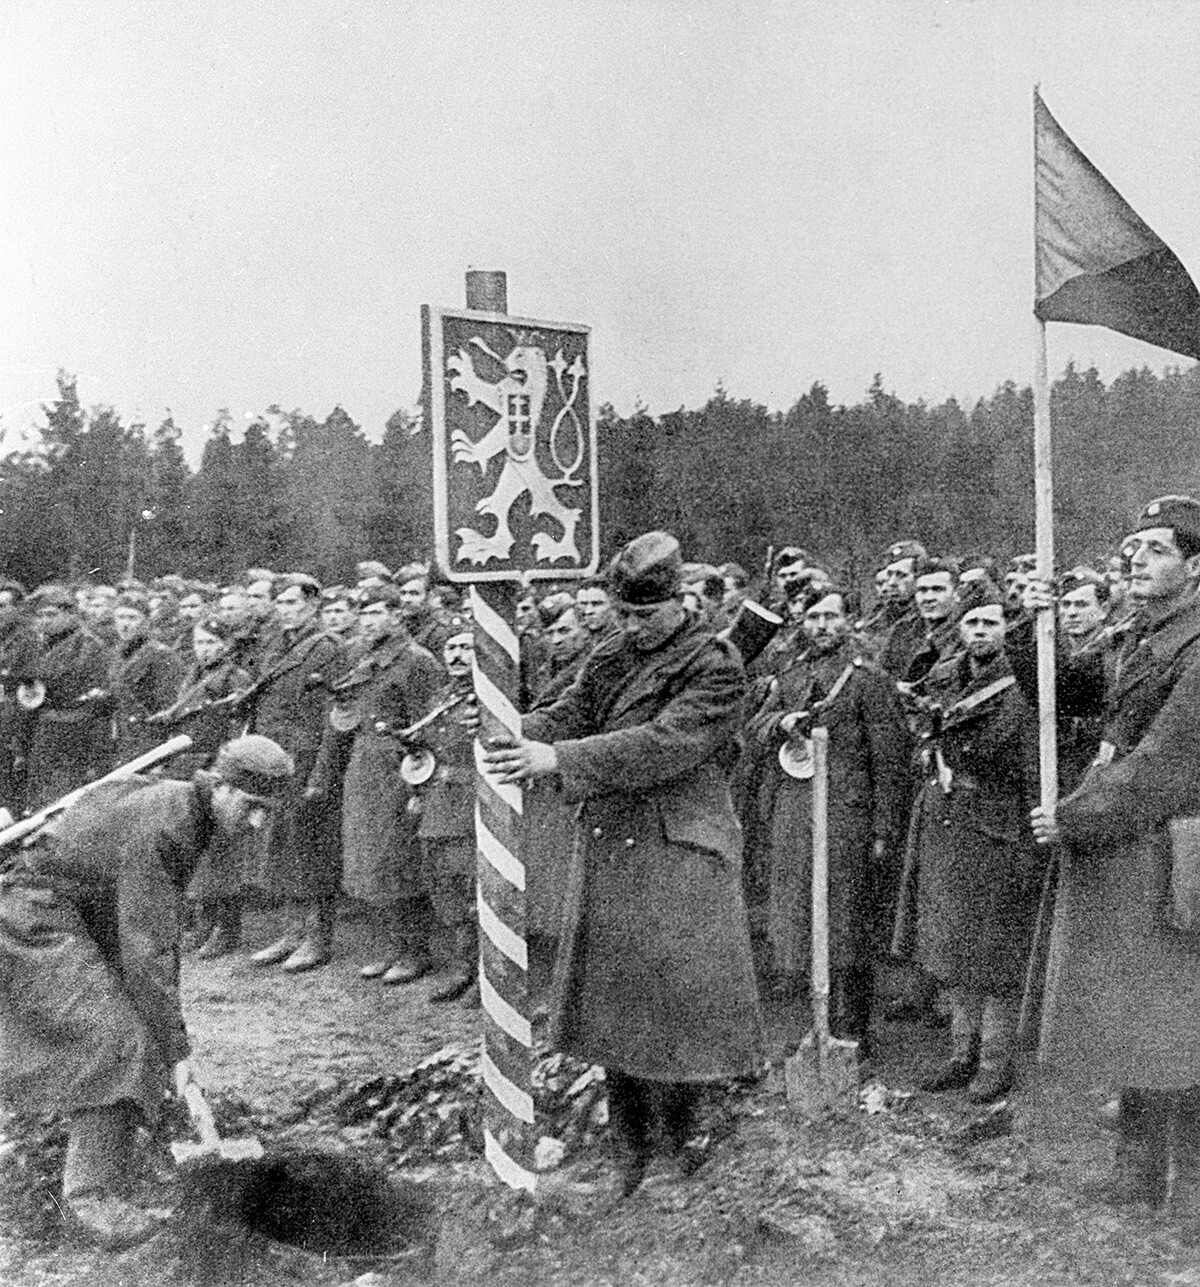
[217,592,247,623]
[320,600,354,634]
[879,559,915,603]
[443,635,475,678]
[914,573,957,621]
[775,561,807,597]
[179,594,205,622]
[192,626,229,667]
[802,593,849,652]
[112,606,147,643]
[275,588,316,631]
[1059,585,1106,637]
[1125,527,1196,603]
[959,605,1006,658]
[397,579,427,609]
[244,580,273,606]
[615,598,684,651]
[546,609,582,659]
[211,783,271,835]
[575,587,611,631]
[357,602,393,642]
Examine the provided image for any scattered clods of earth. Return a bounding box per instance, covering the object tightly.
[6,909,1200,1284]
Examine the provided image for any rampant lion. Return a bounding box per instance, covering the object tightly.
[447,338,583,566]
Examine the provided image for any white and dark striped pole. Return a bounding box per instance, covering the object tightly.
[464,269,537,1193]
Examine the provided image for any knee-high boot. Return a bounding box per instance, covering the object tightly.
[62,1103,157,1250]
[1168,1087,1200,1218]
[606,1070,652,1197]
[1111,1087,1170,1206]
[281,900,335,973]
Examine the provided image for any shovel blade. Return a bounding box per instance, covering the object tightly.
[785,1029,860,1114]
[171,1136,265,1167]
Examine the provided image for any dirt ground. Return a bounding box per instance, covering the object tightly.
[5,905,1200,1287]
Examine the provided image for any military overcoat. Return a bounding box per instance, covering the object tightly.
[750,641,912,978]
[24,621,114,811]
[1039,596,1200,1089]
[309,631,443,906]
[110,630,187,762]
[246,620,347,900]
[523,616,764,1084]
[0,776,212,1122]
[900,652,1045,996]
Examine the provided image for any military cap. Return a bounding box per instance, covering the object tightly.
[879,540,927,568]
[426,612,473,653]
[607,531,683,606]
[30,584,76,610]
[277,573,322,599]
[771,546,809,574]
[356,560,391,581]
[213,735,294,801]
[1134,496,1200,553]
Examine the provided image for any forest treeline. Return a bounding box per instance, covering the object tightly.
[3,362,1198,590]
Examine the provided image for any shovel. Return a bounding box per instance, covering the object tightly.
[786,726,860,1112]
[171,1077,264,1171]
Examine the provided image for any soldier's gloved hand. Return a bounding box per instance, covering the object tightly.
[1030,803,1060,845]
[1023,578,1055,614]
[460,694,481,733]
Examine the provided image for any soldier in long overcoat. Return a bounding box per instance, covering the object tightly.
[0,735,292,1249]
[150,613,254,957]
[487,532,764,1198]
[309,586,444,982]
[1030,497,1200,1216]
[244,577,348,972]
[108,591,187,764]
[898,594,1043,1102]
[24,586,115,811]
[749,587,911,1050]
[409,623,479,1004]
[0,585,41,817]
[524,601,595,995]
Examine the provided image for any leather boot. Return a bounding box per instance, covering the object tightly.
[429,924,477,1002]
[196,897,242,960]
[922,1027,980,1093]
[1102,1088,1170,1206]
[281,902,335,973]
[249,902,304,966]
[381,946,432,985]
[606,1071,652,1198]
[62,1104,158,1250]
[181,901,215,953]
[1168,1088,1200,1219]
[967,996,1016,1103]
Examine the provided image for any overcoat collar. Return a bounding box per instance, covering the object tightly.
[1112,593,1200,698]
[601,617,720,724]
[939,652,1015,730]
[256,618,329,683]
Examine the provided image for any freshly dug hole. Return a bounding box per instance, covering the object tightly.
[181,1146,435,1255]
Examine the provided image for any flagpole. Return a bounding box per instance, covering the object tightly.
[1032,316,1058,810]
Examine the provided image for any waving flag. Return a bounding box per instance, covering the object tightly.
[1035,89,1200,361]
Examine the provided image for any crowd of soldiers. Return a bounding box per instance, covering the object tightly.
[5,490,1200,1227]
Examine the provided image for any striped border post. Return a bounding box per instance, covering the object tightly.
[470,581,536,1193]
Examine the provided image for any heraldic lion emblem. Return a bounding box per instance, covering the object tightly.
[446,336,585,566]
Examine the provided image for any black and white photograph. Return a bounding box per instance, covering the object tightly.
[3,2,1200,1283]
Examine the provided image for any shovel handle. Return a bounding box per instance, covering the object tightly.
[811,726,831,1044]
[181,1081,223,1148]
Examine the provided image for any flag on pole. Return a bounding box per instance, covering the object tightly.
[1034,89,1200,361]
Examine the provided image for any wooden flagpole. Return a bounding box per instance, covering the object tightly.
[1032,316,1058,811]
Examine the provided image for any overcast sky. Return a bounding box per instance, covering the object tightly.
[3,0,1199,462]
